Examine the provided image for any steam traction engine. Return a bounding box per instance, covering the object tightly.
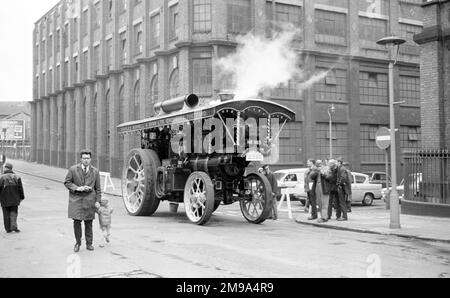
[117,94,295,225]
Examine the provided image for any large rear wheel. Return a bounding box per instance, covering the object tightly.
[122,149,161,216]
[184,172,215,225]
[240,173,273,224]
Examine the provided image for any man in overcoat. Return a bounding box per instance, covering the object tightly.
[64,149,102,252]
[0,162,25,233]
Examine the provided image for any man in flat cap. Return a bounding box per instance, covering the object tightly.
[0,162,25,233]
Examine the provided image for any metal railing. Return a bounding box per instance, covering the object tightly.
[2,145,31,161]
[403,149,450,204]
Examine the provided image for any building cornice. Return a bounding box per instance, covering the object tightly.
[95,74,110,80]
[123,63,140,70]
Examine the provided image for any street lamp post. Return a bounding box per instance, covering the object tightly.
[328,104,336,159]
[377,36,406,229]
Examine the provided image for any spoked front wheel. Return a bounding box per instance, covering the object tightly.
[184,172,215,225]
[240,173,273,224]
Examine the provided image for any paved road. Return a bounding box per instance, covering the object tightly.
[0,172,449,278]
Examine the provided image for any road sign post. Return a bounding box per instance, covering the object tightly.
[376,127,391,210]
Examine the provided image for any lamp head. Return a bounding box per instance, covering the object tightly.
[329,104,336,114]
[376,36,406,47]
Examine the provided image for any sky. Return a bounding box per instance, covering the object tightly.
[0,0,59,102]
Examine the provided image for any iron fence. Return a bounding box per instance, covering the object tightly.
[403,149,450,204]
[2,145,31,161]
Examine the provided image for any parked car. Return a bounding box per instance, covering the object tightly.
[382,173,422,203]
[274,168,309,204]
[274,169,382,207]
[349,172,383,206]
[364,171,390,188]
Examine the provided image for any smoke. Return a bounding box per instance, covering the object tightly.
[216,30,302,99]
[216,29,334,99]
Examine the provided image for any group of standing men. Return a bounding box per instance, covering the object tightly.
[304,158,352,223]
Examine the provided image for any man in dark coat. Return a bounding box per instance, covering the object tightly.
[335,158,350,221]
[263,165,279,220]
[0,162,25,233]
[304,159,318,220]
[65,149,102,252]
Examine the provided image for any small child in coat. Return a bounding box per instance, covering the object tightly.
[96,199,113,247]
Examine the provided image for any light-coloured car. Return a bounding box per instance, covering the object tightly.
[274,168,309,203]
[349,172,383,206]
[381,173,422,202]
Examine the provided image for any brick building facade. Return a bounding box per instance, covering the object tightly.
[31,0,423,177]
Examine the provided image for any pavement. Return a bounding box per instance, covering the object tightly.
[7,158,450,244]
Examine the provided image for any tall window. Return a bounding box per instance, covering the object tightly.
[94,45,100,75]
[63,61,68,87]
[134,24,143,56]
[119,86,125,125]
[359,72,388,105]
[150,14,161,47]
[315,10,347,46]
[56,30,61,54]
[279,122,303,163]
[134,82,140,120]
[73,17,78,39]
[92,94,97,155]
[266,2,302,37]
[150,75,158,104]
[106,38,113,71]
[193,0,211,33]
[169,69,180,98]
[82,9,88,36]
[169,4,179,40]
[227,0,252,35]
[64,23,69,48]
[314,68,347,101]
[94,2,101,29]
[108,0,113,20]
[400,76,420,106]
[119,32,127,65]
[119,0,127,14]
[360,125,384,163]
[105,89,110,159]
[315,123,348,161]
[400,126,421,151]
[48,35,53,59]
[359,17,387,49]
[271,80,300,99]
[74,55,79,82]
[193,58,212,95]
[56,65,61,90]
[82,51,89,80]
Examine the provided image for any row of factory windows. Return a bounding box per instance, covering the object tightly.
[279,122,421,164]
[35,60,420,107]
[35,0,422,67]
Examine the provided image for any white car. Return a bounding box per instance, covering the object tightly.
[274,168,309,203]
[381,173,422,202]
[349,172,383,206]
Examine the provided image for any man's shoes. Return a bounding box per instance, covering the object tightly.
[337,218,348,222]
[13,229,20,233]
[106,236,110,243]
[308,216,317,220]
[86,245,95,251]
[74,244,81,253]
[6,230,12,234]
[317,218,328,223]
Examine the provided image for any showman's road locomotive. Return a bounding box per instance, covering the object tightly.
[117,93,295,225]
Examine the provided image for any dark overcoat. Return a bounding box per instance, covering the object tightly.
[0,170,25,208]
[64,164,102,221]
[310,169,333,196]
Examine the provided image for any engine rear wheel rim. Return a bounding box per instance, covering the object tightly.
[242,177,265,221]
[124,153,146,214]
[185,176,208,222]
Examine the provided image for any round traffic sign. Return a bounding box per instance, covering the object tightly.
[376,127,391,150]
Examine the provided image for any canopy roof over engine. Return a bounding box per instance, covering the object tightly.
[117,98,296,135]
